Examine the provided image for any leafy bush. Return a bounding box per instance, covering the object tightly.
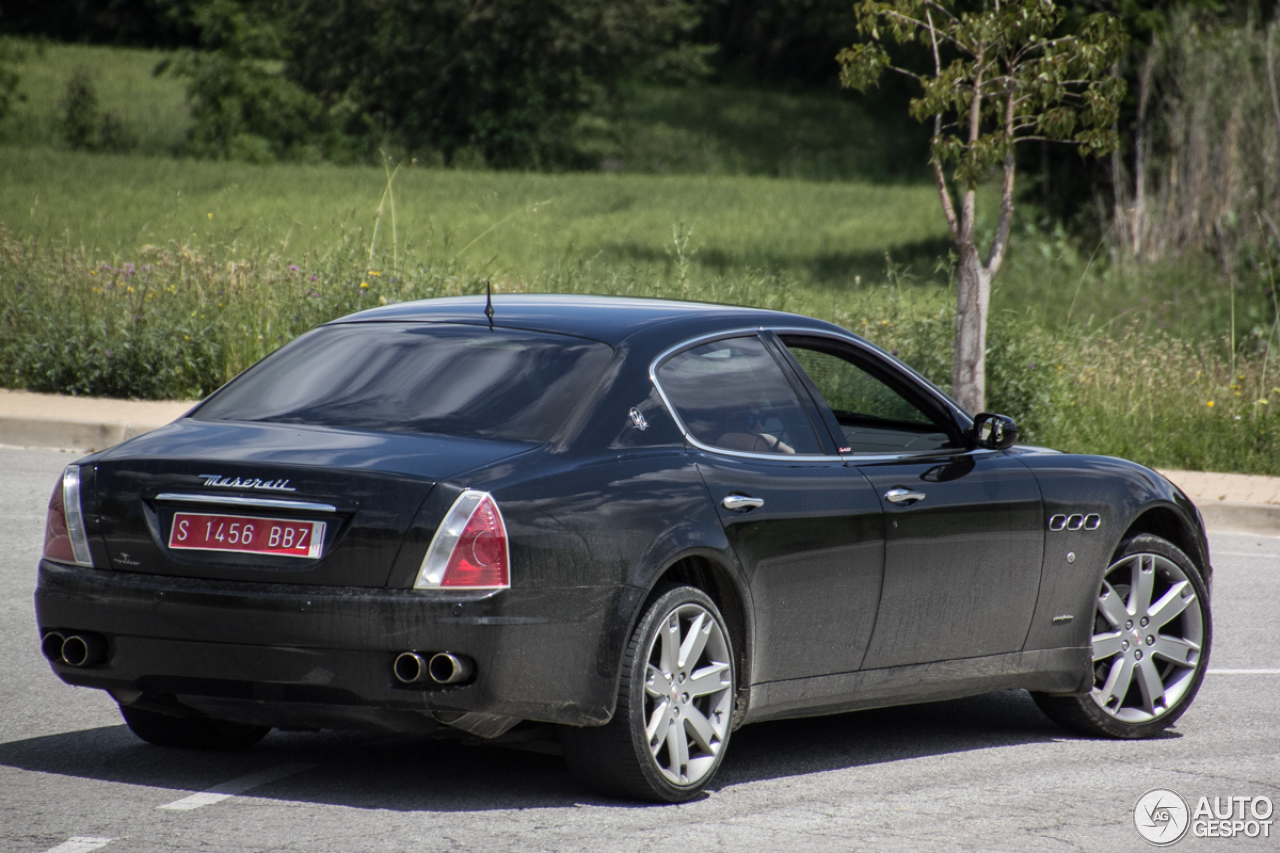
[157,0,708,168]
[58,67,138,152]
[168,51,344,163]
[58,68,100,149]
[0,38,23,121]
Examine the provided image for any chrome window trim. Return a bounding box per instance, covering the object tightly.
[765,325,972,427]
[648,326,969,465]
[155,493,338,513]
[648,328,845,463]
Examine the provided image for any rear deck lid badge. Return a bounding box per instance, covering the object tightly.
[199,474,297,492]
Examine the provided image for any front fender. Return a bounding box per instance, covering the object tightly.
[1016,452,1210,654]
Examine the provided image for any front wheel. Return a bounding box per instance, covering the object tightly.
[1034,533,1211,739]
[560,585,736,802]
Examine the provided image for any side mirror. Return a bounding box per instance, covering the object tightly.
[973,413,1018,450]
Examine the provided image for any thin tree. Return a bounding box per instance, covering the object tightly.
[839,0,1127,412]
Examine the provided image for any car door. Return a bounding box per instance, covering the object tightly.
[775,333,1045,670]
[653,333,885,683]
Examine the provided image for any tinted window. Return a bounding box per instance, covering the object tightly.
[194,323,613,442]
[656,336,822,455]
[787,345,953,453]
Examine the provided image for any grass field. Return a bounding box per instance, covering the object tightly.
[0,146,953,293]
[0,40,190,154]
[1,145,1266,342]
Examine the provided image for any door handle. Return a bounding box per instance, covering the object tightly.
[722,495,765,511]
[884,488,926,505]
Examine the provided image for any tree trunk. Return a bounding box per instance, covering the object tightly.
[952,244,991,413]
[1132,46,1156,257]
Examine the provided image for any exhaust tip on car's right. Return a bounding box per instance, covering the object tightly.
[42,631,108,667]
[392,651,474,685]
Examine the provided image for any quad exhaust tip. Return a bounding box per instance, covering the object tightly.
[393,651,474,685]
[42,631,108,667]
[393,651,429,684]
[428,652,473,685]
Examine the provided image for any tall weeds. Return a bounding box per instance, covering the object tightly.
[1113,11,1280,264]
[2,222,1278,474]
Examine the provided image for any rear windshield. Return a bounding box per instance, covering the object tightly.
[193,323,614,443]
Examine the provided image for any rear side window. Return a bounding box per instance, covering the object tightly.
[655,336,822,456]
[193,323,613,443]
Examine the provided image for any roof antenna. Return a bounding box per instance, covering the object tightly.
[484,279,495,326]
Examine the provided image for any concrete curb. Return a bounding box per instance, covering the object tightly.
[1195,501,1280,537]
[0,416,161,454]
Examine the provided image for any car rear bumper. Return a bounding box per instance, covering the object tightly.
[35,560,634,729]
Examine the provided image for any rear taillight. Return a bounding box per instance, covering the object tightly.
[43,466,94,567]
[414,490,509,590]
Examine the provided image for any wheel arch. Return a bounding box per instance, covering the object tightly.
[634,549,754,727]
[1121,504,1213,586]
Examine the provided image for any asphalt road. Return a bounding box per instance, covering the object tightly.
[2,445,1277,853]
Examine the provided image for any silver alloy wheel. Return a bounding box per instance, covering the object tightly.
[641,602,734,786]
[1089,552,1205,723]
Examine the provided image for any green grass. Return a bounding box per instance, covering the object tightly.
[3,145,1270,344]
[0,40,190,154]
[0,147,952,297]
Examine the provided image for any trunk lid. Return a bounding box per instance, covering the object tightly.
[87,419,534,587]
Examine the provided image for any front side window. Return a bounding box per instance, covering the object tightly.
[786,344,955,453]
[194,323,614,443]
[656,336,822,455]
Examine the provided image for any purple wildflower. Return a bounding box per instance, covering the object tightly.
[289,265,300,272]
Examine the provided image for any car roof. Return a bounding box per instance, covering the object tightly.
[331,294,842,347]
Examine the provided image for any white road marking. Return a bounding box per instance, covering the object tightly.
[1207,669,1280,674]
[43,839,112,853]
[157,762,314,811]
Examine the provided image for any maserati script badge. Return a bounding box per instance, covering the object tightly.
[199,474,297,492]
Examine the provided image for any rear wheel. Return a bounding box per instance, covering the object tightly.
[120,704,271,750]
[560,585,736,802]
[1034,534,1211,739]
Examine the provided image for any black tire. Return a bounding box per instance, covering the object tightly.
[1033,533,1211,739]
[560,584,736,803]
[120,704,271,750]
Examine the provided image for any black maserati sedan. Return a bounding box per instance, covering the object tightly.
[36,294,1212,802]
